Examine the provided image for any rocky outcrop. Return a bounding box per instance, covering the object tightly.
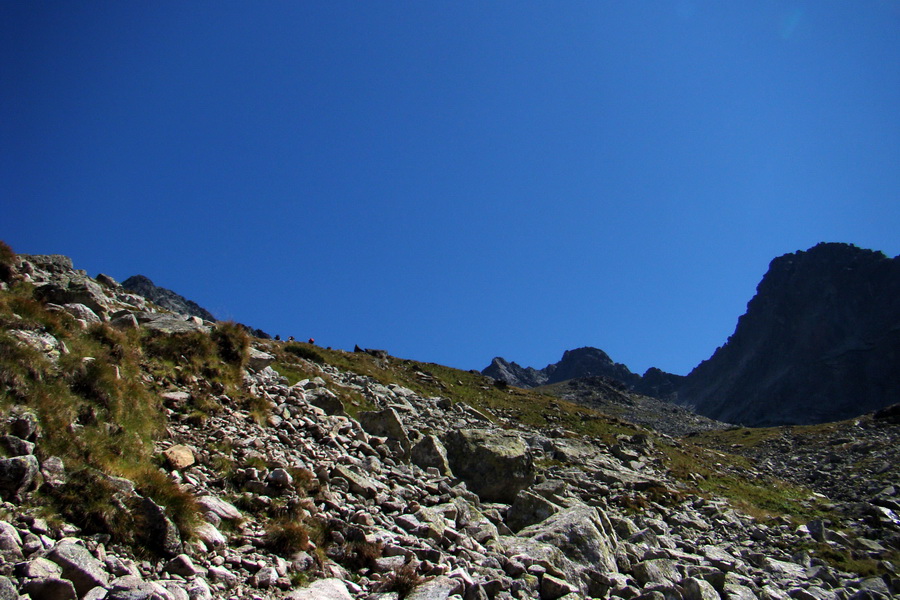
[121,275,215,322]
[484,347,644,390]
[541,376,728,437]
[678,243,900,426]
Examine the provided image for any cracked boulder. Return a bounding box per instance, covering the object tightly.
[444,428,534,503]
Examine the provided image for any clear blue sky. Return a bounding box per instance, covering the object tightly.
[4,2,899,376]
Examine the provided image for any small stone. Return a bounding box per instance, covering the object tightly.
[163,445,195,470]
[164,554,202,577]
[253,566,279,588]
[541,573,579,600]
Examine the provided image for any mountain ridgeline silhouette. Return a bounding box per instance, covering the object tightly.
[484,243,900,426]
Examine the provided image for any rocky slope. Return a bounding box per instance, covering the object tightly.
[535,377,727,438]
[485,243,900,428]
[483,348,670,392]
[677,243,900,426]
[122,275,216,323]
[483,350,684,403]
[1,245,899,600]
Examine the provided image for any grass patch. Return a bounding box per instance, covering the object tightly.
[265,518,311,556]
[284,343,325,364]
[657,439,826,523]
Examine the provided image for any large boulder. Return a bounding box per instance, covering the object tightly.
[0,455,40,501]
[503,503,618,596]
[358,408,410,457]
[410,434,452,476]
[506,489,562,532]
[47,542,110,596]
[443,429,534,503]
[34,277,109,316]
[133,496,183,557]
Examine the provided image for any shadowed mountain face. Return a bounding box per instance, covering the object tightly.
[677,243,900,426]
[484,243,900,427]
[122,275,216,322]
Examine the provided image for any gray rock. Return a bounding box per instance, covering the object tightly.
[286,577,353,600]
[253,566,279,588]
[196,495,242,521]
[16,556,63,578]
[507,489,562,533]
[682,576,720,600]
[134,496,183,557]
[10,411,40,441]
[40,457,67,488]
[35,278,108,316]
[47,542,110,597]
[0,435,35,457]
[22,577,77,600]
[443,428,534,503]
[309,388,346,416]
[724,583,759,600]
[163,554,201,577]
[0,454,40,500]
[541,573,579,600]
[110,313,140,330]
[185,577,212,600]
[193,522,225,548]
[633,558,680,586]
[359,408,411,456]
[0,576,17,600]
[410,435,452,476]
[0,524,24,563]
[406,576,458,600]
[331,465,388,499]
[267,467,293,488]
[247,348,275,371]
[207,565,238,587]
[106,576,171,600]
[61,303,102,325]
[139,314,209,334]
[513,503,618,596]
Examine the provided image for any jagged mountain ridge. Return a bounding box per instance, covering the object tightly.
[677,242,900,426]
[483,347,683,401]
[122,274,271,339]
[484,243,900,427]
[122,274,216,322]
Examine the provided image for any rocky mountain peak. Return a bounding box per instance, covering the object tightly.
[678,242,900,426]
[122,274,216,322]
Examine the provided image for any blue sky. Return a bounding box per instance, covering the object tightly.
[4,2,899,376]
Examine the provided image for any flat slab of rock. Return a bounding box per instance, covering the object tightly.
[286,577,353,600]
[22,576,77,600]
[197,495,242,521]
[406,576,458,600]
[247,348,275,371]
[47,542,110,596]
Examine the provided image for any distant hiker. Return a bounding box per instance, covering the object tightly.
[274,335,281,341]
[288,336,295,342]
[308,338,315,344]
